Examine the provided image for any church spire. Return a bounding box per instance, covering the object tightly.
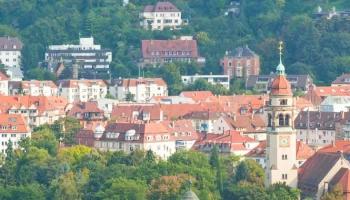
[276,41,285,75]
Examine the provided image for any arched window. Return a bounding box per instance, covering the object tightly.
[279,114,284,126]
[268,114,272,127]
[285,115,290,126]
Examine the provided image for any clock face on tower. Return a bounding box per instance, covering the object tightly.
[279,135,290,147]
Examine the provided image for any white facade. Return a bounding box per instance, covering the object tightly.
[181,74,230,89]
[0,50,21,68]
[0,80,8,96]
[320,96,350,112]
[296,129,335,147]
[112,78,168,102]
[95,98,119,119]
[58,80,108,103]
[140,9,182,30]
[21,81,58,96]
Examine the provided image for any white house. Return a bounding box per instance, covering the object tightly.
[94,122,176,160]
[0,114,31,154]
[181,74,230,90]
[0,71,9,96]
[58,80,108,103]
[320,96,350,112]
[140,1,183,30]
[111,78,168,102]
[9,80,58,96]
[0,37,22,68]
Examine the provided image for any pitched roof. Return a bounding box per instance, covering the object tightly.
[0,37,23,51]
[0,71,9,81]
[143,2,180,12]
[298,152,345,189]
[142,39,199,59]
[223,114,266,133]
[270,75,292,96]
[225,45,257,58]
[21,80,57,89]
[0,114,28,133]
[161,119,199,141]
[111,103,162,121]
[217,95,268,114]
[247,141,315,160]
[179,91,214,102]
[246,74,311,91]
[329,168,350,194]
[313,86,350,97]
[294,111,343,130]
[116,78,167,87]
[319,140,350,154]
[332,73,350,85]
[68,101,104,117]
[58,79,107,88]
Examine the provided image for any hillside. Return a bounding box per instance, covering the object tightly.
[0,0,350,84]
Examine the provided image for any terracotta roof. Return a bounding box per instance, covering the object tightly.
[329,168,350,194]
[117,78,167,87]
[143,2,180,12]
[142,40,198,59]
[217,95,268,114]
[68,101,104,118]
[246,141,314,160]
[162,119,199,141]
[295,96,314,110]
[0,71,9,81]
[298,152,344,189]
[103,121,173,143]
[296,141,316,160]
[270,75,292,96]
[111,103,162,121]
[183,111,223,120]
[223,115,266,133]
[0,114,28,133]
[0,96,67,115]
[319,140,350,154]
[313,86,350,97]
[21,80,57,89]
[58,79,107,88]
[180,91,214,102]
[0,37,23,51]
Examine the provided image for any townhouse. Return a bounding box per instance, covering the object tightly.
[110,78,168,102]
[0,114,31,154]
[140,1,183,30]
[9,80,58,96]
[58,79,108,103]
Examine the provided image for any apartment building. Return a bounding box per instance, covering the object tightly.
[58,80,108,103]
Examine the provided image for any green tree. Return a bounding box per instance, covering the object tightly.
[50,172,81,200]
[321,184,343,200]
[31,127,58,156]
[96,178,147,200]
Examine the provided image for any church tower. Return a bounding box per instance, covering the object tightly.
[265,42,298,188]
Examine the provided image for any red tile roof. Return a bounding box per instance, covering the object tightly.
[0,71,9,81]
[313,86,350,97]
[143,2,180,12]
[58,79,107,88]
[271,75,292,96]
[142,39,199,59]
[21,80,57,89]
[162,119,199,141]
[111,103,162,121]
[247,141,315,160]
[119,78,167,87]
[180,91,214,102]
[329,168,350,196]
[0,114,28,133]
[68,101,104,118]
[319,140,350,154]
[217,95,268,114]
[223,115,266,133]
[0,96,67,114]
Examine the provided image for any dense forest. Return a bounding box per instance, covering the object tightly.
[0,119,302,200]
[1,0,350,86]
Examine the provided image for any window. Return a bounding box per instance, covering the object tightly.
[268,114,272,127]
[279,114,284,126]
[282,154,288,160]
[282,174,288,180]
[285,115,290,126]
[280,99,287,105]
